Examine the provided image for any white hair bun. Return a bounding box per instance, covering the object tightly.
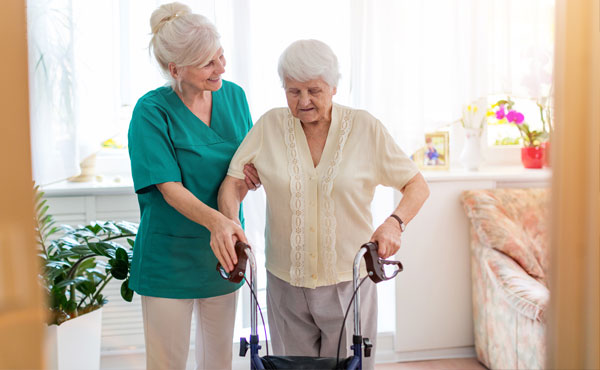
[150,2,191,35]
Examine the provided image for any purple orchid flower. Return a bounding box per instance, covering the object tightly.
[495,105,506,119]
[506,110,525,124]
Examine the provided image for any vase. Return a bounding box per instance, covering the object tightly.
[67,153,97,182]
[460,128,483,171]
[521,146,544,169]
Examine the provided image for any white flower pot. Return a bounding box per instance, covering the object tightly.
[45,308,102,370]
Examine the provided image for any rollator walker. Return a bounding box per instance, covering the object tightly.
[217,241,403,370]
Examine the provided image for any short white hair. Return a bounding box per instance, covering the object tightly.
[278,39,340,88]
[149,2,221,89]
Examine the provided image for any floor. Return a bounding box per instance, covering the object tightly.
[375,358,486,370]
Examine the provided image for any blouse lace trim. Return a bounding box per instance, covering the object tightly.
[285,113,306,286]
[319,108,353,284]
[284,107,354,286]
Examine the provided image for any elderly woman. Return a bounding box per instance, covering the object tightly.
[217,39,429,368]
[127,3,260,369]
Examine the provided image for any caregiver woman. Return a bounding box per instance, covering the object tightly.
[127,3,259,370]
[218,39,429,369]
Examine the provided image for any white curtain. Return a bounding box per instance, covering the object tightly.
[28,0,554,184]
[28,0,120,185]
[209,0,553,154]
[347,0,554,153]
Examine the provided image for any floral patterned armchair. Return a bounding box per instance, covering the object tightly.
[461,188,550,370]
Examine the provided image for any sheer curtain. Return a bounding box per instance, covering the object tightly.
[348,0,554,153]
[28,0,553,184]
[28,0,121,185]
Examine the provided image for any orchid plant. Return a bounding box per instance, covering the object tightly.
[491,97,549,148]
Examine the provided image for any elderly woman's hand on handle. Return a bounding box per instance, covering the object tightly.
[370,218,404,258]
[369,172,430,258]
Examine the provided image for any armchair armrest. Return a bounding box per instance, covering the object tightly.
[484,249,549,322]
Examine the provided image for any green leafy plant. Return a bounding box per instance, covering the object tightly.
[35,186,138,325]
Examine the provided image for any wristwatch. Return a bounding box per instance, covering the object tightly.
[389,214,406,232]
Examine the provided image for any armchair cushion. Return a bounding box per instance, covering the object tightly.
[485,250,549,322]
[461,188,549,280]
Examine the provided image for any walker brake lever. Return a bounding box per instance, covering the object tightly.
[216,241,250,283]
[362,242,403,283]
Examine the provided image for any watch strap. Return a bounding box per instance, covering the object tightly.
[389,214,405,232]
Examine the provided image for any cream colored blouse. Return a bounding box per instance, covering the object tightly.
[228,103,419,288]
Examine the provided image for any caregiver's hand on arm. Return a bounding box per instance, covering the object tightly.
[243,164,261,190]
[156,181,247,272]
[370,173,430,259]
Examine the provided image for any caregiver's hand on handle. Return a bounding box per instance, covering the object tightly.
[208,214,248,273]
[156,181,249,273]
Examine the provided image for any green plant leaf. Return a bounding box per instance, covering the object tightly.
[60,225,75,233]
[46,260,71,269]
[121,279,134,302]
[127,238,135,248]
[35,199,47,214]
[54,276,88,289]
[115,247,128,261]
[72,228,96,238]
[76,280,96,296]
[54,250,78,259]
[117,222,138,235]
[60,235,81,246]
[70,245,93,255]
[109,258,129,280]
[46,226,60,238]
[87,242,115,258]
[102,221,121,234]
[77,258,96,271]
[85,224,103,235]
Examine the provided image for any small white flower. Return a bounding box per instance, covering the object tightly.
[461,98,487,130]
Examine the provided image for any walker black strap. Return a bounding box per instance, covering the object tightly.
[261,355,352,370]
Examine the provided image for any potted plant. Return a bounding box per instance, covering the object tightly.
[35,186,138,369]
[491,97,550,168]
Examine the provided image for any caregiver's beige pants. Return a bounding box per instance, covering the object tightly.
[266,271,378,370]
[141,292,237,370]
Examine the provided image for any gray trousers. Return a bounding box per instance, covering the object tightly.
[266,271,377,370]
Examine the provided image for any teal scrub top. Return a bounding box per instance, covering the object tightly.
[127,80,251,298]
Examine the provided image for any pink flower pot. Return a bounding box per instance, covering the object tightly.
[521,147,544,169]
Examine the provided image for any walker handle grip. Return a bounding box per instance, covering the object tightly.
[362,242,403,283]
[216,241,251,283]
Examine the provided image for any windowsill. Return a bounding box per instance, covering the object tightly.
[421,165,551,182]
[42,165,551,197]
[42,175,135,197]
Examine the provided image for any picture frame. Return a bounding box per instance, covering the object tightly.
[414,131,450,170]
